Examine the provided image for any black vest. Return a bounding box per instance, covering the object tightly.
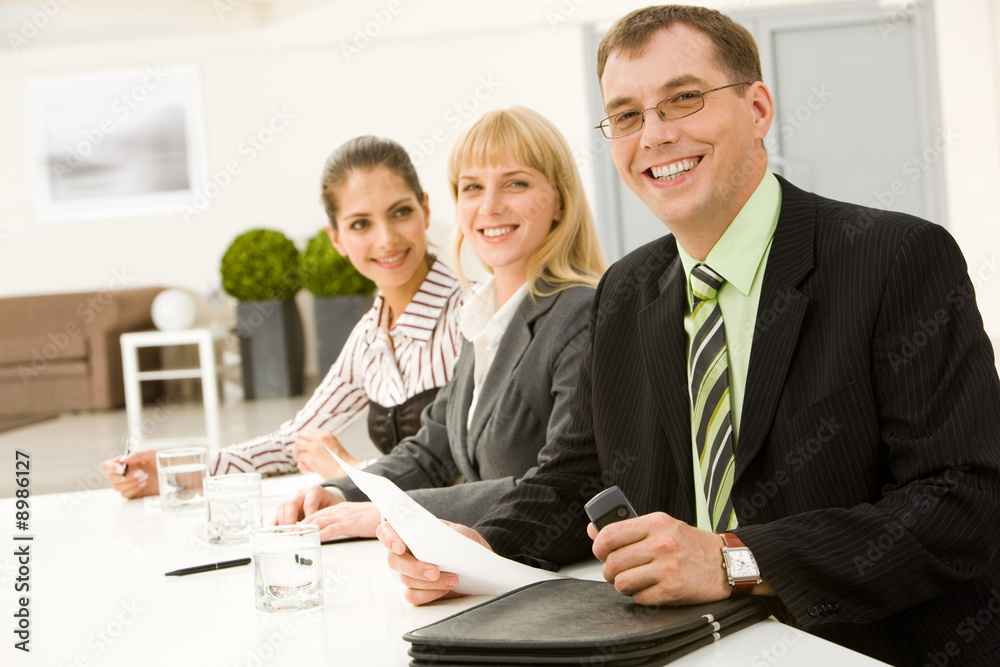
[366,386,440,455]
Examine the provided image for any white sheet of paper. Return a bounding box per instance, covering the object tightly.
[328,452,563,596]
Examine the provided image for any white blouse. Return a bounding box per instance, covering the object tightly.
[459,277,530,429]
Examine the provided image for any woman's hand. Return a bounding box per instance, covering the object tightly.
[300,501,382,541]
[375,520,491,605]
[273,485,343,525]
[292,428,358,478]
[101,450,158,498]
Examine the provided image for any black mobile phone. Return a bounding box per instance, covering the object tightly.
[585,486,638,531]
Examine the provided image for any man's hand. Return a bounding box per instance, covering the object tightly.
[273,485,343,525]
[375,521,490,606]
[300,501,381,541]
[101,450,158,499]
[589,512,731,606]
[292,428,357,478]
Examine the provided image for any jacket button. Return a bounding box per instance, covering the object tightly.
[807,605,819,618]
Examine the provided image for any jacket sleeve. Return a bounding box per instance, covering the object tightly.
[321,372,461,501]
[737,222,1000,628]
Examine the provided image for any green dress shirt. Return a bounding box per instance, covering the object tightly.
[677,170,782,530]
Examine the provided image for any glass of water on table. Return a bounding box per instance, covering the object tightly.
[204,473,262,543]
[252,525,324,612]
[155,447,207,511]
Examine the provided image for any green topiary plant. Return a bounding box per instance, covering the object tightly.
[220,228,301,301]
[299,229,375,297]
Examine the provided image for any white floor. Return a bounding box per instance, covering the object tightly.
[0,385,378,499]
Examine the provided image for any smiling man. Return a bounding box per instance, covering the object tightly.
[379,6,1000,665]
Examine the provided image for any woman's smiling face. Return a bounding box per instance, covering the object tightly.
[327,166,430,291]
[455,159,562,283]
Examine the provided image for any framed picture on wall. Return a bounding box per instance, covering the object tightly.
[27,64,209,223]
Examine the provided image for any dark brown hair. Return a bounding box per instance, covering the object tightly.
[597,5,762,87]
[319,136,424,229]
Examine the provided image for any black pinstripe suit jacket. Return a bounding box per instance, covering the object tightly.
[476,177,1000,666]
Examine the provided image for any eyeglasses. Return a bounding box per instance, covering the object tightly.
[595,82,751,139]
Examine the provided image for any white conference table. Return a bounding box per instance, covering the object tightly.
[1,475,886,666]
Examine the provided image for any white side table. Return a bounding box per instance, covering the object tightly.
[120,328,222,450]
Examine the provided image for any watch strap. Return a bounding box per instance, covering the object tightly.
[720,532,745,549]
[721,532,757,597]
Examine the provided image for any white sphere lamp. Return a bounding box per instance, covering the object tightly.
[151,289,197,331]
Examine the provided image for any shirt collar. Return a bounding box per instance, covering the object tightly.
[459,276,529,346]
[678,170,782,308]
[365,257,458,345]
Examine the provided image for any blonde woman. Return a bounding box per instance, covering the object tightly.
[275,106,607,537]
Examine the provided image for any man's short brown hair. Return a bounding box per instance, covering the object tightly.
[597,5,762,86]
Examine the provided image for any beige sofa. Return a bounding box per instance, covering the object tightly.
[0,287,165,416]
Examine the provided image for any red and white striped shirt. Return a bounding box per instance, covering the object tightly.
[209,258,465,476]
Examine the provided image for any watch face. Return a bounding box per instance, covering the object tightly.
[725,548,760,578]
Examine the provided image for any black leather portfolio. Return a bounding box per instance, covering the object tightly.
[403,579,769,666]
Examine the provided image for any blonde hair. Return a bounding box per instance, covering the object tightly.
[447,106,606,297]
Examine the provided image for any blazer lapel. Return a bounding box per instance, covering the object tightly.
[448,339,476,474]
[735,177,815,478]
[465,293,556,464]
[639,252,696,511]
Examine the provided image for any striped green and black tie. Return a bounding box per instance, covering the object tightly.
[690,264,737,532]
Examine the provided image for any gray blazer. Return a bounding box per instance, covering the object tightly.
[323,284,593,525]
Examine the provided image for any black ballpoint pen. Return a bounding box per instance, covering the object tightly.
[121,432,134,476]
[165,557,251,577]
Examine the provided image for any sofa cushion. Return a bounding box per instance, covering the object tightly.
[0,334,88,365]
[0,360,89,381]
[0,374,91,413]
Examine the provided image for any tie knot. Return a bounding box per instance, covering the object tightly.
[691,264,724,304]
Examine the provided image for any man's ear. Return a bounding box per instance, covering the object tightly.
[326,225,347,256]
[748,81,775,142]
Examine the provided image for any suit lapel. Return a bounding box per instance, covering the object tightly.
[639,252,696,511]
[465,293,556,463]
[448,340,476,474]
[735,178,815,478]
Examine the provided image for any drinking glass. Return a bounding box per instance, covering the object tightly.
[156,447,207,511]
[252,525,324,612]
[204,473,263,543]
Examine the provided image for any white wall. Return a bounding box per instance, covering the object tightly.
[1,0,997,373]
[932,0,1000,344]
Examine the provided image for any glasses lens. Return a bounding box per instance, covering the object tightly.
[662,92,704,119]
[607,110,643,138]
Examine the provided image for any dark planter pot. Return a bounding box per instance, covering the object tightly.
[313,294,374,378]
[236,300,305,399]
